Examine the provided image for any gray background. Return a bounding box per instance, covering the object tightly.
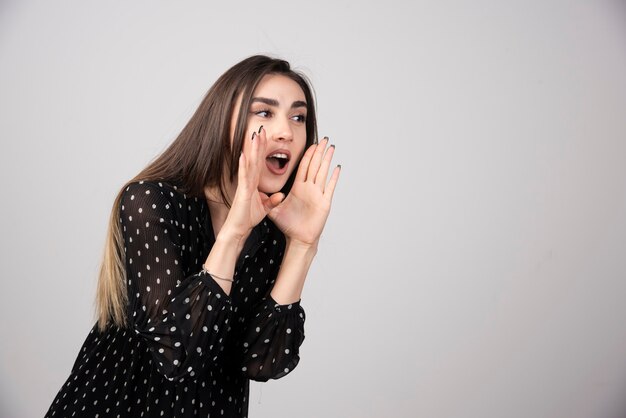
[1,1,626,417]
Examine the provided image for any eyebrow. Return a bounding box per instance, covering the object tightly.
[251,97,307,109]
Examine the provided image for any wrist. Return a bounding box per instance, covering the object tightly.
[216,225,250,252]
[269,238,317,305]
[285,237,319,258]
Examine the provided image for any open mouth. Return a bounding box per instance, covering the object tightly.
[265,150,291,174]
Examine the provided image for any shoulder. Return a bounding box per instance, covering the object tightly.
[119,180,207,225]
[122,180,184,198]
[119,180,191,217]
[121,180,187,205]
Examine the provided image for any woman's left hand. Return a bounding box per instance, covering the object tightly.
[268,138,341,247]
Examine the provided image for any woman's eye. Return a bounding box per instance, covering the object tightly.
[292,114,306,123]
[255,110,271,118]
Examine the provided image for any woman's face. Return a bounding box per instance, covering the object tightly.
[232,74,308,194]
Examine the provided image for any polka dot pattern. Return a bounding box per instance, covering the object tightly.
[45,181,306,417]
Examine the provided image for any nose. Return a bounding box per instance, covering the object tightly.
[269,116,293,142]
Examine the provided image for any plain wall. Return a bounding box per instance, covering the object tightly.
[1,1,626,417]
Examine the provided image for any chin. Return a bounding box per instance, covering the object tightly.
[258,178,288,195]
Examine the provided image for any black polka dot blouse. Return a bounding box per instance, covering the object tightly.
[46,180,306,417]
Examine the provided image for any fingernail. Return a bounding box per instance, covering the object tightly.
[251,132,256,141]
[323,136,329,141]
[258,125,263,134]
[338,164,342,169]
[330,144,335,149]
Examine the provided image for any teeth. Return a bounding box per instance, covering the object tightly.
[269,153,289,160]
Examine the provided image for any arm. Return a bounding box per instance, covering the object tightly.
[270,240,317,304]
[237,236,309,382]
[120,182,234,382]
[240,138,341,381]
[203,127,286,295]
[267,137,341,304]
[126,128,284,380]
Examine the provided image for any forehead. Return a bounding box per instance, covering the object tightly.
[252,74,306,103]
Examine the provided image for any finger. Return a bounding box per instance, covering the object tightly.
[237,152,248,184]
[242,128,255,160]
[307,137,329,182]
[263,192,285,211]
[324,165,341,201]
[258,191,269,208]
[250,130,259,166]
[256,126,268,173]
[295,143,317,183]
[246,130,263,183]
[315,144,335,188]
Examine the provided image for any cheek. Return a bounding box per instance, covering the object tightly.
[293,145,307,172]
[295,130,308,157]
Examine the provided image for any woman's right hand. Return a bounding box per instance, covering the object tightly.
[221,127,285,244]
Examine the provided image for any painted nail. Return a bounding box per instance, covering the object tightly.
[330,144,335,149]
[251,132,256,140]
[338,164,342,169]
[258,125,263,134]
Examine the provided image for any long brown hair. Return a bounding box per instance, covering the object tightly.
[96,55,318,330]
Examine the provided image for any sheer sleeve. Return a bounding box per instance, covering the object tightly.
[120,181,231,382]
[232,231,306,382]
[240,296,306,382]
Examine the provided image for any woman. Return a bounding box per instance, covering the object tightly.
[46,55,340,417]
